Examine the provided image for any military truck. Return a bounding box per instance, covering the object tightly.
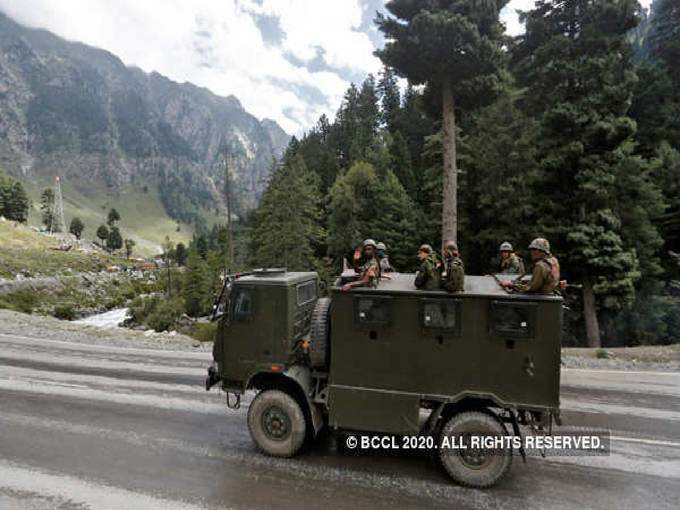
[207,268,562,488]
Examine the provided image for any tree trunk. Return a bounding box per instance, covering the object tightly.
[583,280,601,348]
[441,82,457,246]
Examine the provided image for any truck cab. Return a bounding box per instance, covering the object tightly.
[209,268,562,488]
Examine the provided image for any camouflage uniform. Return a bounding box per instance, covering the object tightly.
[514,238,559,294]
[415,255,440,290]
[442,254,465,292]
[500,253,524,275]
[360,257,381,288]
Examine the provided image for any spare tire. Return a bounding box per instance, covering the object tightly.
[309,297,331,368]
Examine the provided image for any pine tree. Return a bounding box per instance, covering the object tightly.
[376,0,508,245]
[517,0,653,347]
[96,225,109,247]
[69,217,85,239]
[40,188,55,231]
[327,161,418,269]
[107,208,121,227]
[2,180,30,222]
[249,155,325,271]
[174,242,188,266]
[378,66,401,134]
[107,226,123,252]
[183,248,213,317]
[124,238,136,258]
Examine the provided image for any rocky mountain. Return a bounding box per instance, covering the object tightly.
[0,11,290,227]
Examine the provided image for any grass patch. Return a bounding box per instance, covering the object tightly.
[0,290,39,314]
[184,322,218,342]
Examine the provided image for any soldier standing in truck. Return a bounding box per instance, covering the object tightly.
[441,240,464,292]
[498,241,525,274]
[342,239,381,291]
[414,244,440,290]
[376,242,394,273]
[501,238,559,294]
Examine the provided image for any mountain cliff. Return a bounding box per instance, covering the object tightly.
[0,12,290,230]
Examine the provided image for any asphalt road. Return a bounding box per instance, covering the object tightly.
[1,332,679,510]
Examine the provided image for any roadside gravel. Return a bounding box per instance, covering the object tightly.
[0,309,211,353]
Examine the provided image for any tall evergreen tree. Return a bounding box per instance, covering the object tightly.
[327,161,418,269]
[376,0,508,245]
[249,155,325,271]
[107,226,123,252]
[183,248,213,317]
[378,66,401,133]
[516,0,655,347]
[40,188,55,231]
[107,208,121,227]
[0,178,30,223]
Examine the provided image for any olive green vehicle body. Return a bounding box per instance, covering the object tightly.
[213,270,562,436]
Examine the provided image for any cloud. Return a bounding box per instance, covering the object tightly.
[0,0,382,135]
[0,0,654,134]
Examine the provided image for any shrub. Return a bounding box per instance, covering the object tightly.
[595,348,610,359]
[146,298,183,332]
[53,304,76,320]
[0,290,39,314]
[186,322,218,342]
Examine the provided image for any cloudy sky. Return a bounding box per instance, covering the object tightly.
[0,0,652,135]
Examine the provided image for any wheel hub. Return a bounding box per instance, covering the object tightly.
[262,405,292,441]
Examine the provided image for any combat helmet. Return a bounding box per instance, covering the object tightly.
[499,242,513,252]
[418,244,433,254]
[528,238,550,254]
[376,242,386,251]
[443,240,458,253]
[362,239,377,249]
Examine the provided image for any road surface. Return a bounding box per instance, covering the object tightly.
[1,331,679,510]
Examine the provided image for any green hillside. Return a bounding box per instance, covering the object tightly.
[23,178,205,257]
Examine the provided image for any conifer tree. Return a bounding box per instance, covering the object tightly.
[517,0,654,347]
[327,161,418,269]
[376,0,508,245]
[40,188,55,231]
[249,155,324,271]
[69,217,85,239]
[183,248,212,317]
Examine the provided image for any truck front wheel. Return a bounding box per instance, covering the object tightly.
[438,411,512,488]
[247,390,307,457]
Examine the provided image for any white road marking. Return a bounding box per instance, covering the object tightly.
[0,460,211,510]
[0,378,228,415]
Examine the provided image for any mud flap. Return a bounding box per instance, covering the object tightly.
[284,365,324,436]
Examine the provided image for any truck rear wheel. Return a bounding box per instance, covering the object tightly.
[309,297,331,368]
[438,411,512,488]
[247,390,307,458]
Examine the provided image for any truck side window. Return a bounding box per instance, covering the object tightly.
[490,301,536,338]
[296,281,317,306]
[421,299,460,332]
[354,297,391,327]
[232,289,253,321]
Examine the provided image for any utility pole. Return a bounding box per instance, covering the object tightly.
[223,149,235,267]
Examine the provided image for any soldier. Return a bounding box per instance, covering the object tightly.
[414,244,441,290]
[501,238,559,294]
[441,240,465,292]
[498,242,525,275]
[376,242,394,273]
[342,239,381,291]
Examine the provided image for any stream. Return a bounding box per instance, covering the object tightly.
[74,308,129,328]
